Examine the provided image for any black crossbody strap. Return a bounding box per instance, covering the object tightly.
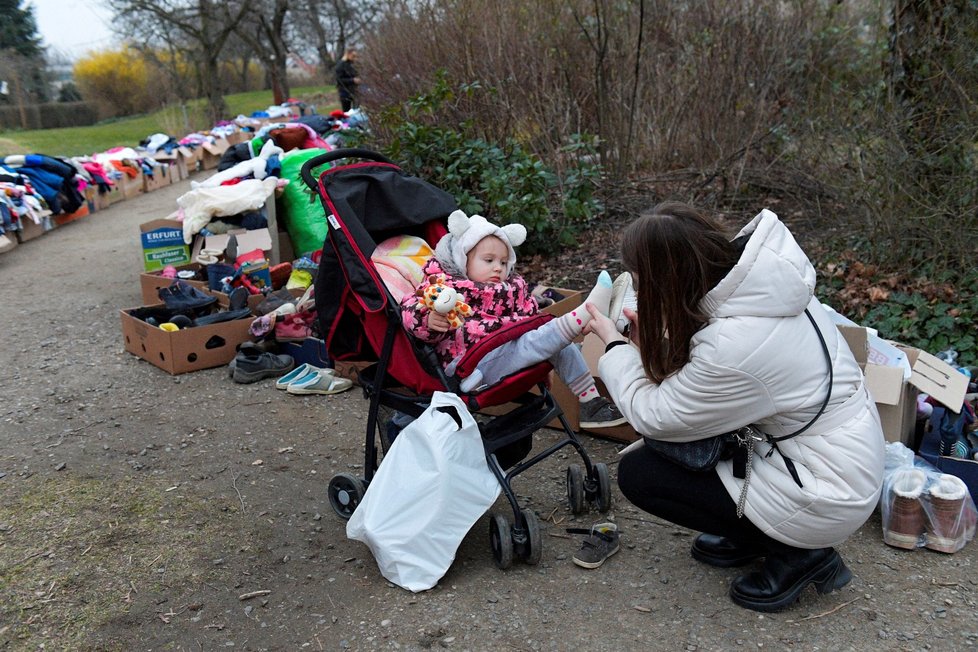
[767,308,833,444]
[761,308,834,488]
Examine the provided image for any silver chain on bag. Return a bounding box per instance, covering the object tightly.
[733,426,762,519]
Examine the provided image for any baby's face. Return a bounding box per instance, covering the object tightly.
[466,236,509,283]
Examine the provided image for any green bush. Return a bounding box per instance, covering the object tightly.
[0,101,98,130]
[816,261,977,367]
[374,74,603,254]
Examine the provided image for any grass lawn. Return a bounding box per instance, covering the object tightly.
[0,85,338,157]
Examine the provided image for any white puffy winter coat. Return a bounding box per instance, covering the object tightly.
[600,209,885,548]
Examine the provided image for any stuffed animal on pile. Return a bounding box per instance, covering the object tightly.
[191,139,284,189]
[419,274,473,329]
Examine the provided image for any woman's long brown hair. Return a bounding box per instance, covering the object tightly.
[621,202,740,383]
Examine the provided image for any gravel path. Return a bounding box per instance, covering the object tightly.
[0,178,975,651]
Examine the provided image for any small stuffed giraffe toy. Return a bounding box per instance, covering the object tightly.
[420,275,473,329]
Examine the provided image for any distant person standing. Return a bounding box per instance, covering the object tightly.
[335,48,361,112]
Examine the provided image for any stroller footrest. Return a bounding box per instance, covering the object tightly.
[454,313,554,378]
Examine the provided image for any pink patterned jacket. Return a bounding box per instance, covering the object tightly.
[401,258,540,366]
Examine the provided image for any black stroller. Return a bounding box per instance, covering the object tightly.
[301,149,611,568]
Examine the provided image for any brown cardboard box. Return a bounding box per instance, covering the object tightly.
[182,147,202,175]
[119,295,253,375]
[119,171,144,199]
[143,164,173,192]
[140,219,192,271]
[838,325,968,445]
[199,137,230,171]
[53,202,90,226]
[16,213,49,243]
[154,148,191,181]
[139,263,210,304]
[95,181,125,209]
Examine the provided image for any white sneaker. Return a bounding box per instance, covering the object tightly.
[608,272,637,334]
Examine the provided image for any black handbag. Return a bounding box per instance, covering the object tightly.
[643,427,747,472]
[642,309,832,474]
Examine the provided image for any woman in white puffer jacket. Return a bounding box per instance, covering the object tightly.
[586,202,885,613]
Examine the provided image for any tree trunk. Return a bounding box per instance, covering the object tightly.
[205,56,228,124]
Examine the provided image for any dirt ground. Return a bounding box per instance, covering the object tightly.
[1,177,977,652]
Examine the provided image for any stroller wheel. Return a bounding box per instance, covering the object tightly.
[488,513,514,570]
[566,464,585,514]
[519,508,542,565]
[328,473,366,520]
[591,463,612,513]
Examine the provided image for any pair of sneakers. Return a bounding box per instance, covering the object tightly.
[275,363,353,395]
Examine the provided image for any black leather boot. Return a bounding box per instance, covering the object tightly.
[690,534,764,568]
[729,547,852,612]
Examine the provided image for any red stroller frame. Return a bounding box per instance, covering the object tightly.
[301,149,611,568]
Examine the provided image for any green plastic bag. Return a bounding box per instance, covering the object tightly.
[278,148,332,257]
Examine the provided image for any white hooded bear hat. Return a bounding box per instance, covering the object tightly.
[435,210,527,279]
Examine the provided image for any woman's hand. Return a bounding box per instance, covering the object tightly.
[583,303,624,344]
[622,307,639,344]
[426,311,452,333]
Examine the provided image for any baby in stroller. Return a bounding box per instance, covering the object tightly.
[401,210,626,429]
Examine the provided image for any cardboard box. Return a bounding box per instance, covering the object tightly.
[119,171,144,199]
[578,333,641,443]
[139,263,210,303]
[140,219,192,271]
[53,202,90,226]
[16,213,49,243]
[154,147,192,181]
[142,164,173,192]
[183,147,202,175]
[95,181,125,209]
[192,227,273,261]
[199,137,230,170]
[838,325,968,446]
[120,298,254,375]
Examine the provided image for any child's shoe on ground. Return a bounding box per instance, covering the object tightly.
[579,396,627,429]
[568,522,620,569]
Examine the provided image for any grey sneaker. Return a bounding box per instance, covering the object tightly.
[609,272,637,334]
[568,522,620,569]
[579,397,627,429]
[232,350,295,384]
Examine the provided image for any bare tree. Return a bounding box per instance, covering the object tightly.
[300,0,384,79]
[109,0,251,123]
[235,0,292,104]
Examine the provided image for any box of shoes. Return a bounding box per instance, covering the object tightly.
[140,263,212,304]
[141,219,192,271]
[120,291,254,375]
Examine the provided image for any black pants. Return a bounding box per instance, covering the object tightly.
[617,442,799,555]
[340,94,357,112]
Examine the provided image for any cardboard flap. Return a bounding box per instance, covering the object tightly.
[910,349,969,412]
[864,364,905,405]
[837,326,868,365]
[203,228,272,256]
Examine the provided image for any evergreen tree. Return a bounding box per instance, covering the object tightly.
[0,0,44,58]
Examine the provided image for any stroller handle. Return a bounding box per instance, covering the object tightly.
[300,148,396,192]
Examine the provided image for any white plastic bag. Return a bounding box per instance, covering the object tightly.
[346,391,501,591]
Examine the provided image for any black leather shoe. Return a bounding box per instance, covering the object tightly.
[729,547,852,612]
[690,534,764,568]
